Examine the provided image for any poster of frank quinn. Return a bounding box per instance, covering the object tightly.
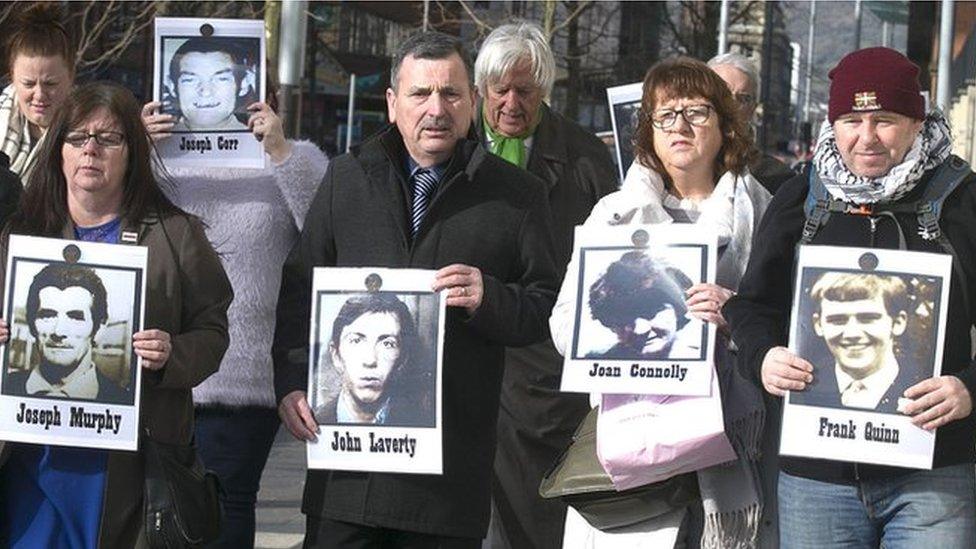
[560,224,717,396]
[780,245,951,470]
[153,17,266,169]
[0,235,147,452]
[307,267,445,475]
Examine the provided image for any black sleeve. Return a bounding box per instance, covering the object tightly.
[941,172,976,398]
[723,175,808,386]
[272,164,337,403]
[466,181,559,346]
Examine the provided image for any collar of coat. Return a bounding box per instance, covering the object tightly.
[351,124,490,188]
[474,101,567,190]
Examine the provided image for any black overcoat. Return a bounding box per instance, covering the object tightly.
[272,125,558,538]
[476,103,617,548]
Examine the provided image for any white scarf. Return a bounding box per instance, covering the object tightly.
[617,162,772,548]
[812,110,953,204]
[618,162,770,291]
[0,84,43,182]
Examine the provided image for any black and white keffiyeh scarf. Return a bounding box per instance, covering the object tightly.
[813,110,953,204]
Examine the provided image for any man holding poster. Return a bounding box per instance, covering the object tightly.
[725,47,976,547]
[272,31,556,547]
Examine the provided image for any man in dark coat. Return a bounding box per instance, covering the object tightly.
[724,47,976,546]
[273,31,558,548]
[472,22,618,549]
[708,52,795,194]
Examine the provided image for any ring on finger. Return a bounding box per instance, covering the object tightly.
[459,286,467,297]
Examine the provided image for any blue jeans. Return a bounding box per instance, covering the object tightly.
[195,406,280,549]
[778,465,976,549]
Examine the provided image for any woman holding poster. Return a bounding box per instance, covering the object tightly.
[550,57,773,547]
[143,74,327,548]
[0,82,231,548]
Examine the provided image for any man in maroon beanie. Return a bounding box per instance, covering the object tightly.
[724,46,976,547]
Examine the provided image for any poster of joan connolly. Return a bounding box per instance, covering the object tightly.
[307,267,445,475]
[560,224,717,396]
[0,235,147,451]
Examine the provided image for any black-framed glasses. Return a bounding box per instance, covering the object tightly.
[64,131,125,148]
[732,93,756,107]
[650,105,713,129]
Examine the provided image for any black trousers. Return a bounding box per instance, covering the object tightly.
[304,516,480,549]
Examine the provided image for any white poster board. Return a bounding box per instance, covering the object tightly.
[0,236,147,451]
[306,268,445,474]
[153,17,266,169]
[780,245,950,469]
[561,224,717,396]
[606,82,643,184]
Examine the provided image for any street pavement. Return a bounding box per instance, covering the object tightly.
[255,429,306,549]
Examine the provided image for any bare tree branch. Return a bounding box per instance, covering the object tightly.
[455,0,491,32]
[549,0,593,37]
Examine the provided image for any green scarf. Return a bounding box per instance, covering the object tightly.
[482,109,539,168]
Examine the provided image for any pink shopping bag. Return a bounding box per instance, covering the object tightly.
[597,373,735,491]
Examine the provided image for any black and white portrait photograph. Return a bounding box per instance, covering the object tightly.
[311,292,437,429]
[606,82,642,184]
[153,17,266,169]
[159,35,259,133]
[306,268,445,475]
[789,270,939,414]
[0,236,147,451]
[780,245,951,470]
[561,225,717,396]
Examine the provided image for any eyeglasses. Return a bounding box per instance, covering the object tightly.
[650,105,713,130]
[732,93,756,107]
[64,131,125,148]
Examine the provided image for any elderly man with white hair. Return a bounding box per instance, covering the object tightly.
[473,21,617,549]
[708,52,795,194]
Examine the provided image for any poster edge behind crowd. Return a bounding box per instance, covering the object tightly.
[605,81,642,185]
[560,224,718,397]
[306,267,446,475]
[780,245,952,469]
[0,235,147,452]
[153,16,267,170]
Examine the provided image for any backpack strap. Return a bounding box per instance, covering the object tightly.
[801,170,831,244]
[801,169,866,244]
[916,155,973,319]
[915,155,971,241]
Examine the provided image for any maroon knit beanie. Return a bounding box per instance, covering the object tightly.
[827,47,925,123]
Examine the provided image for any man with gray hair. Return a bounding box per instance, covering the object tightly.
[708,52,794,193]
[274,30,558,547]
[474,21,617,549]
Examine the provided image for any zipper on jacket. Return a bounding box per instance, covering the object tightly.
[854,462,860,481]
[868,217,879,247]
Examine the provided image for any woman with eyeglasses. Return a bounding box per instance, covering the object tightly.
[549,57,774,548]
[0,82,232,548]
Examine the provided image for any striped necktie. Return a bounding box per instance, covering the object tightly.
[411,168,439,238]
